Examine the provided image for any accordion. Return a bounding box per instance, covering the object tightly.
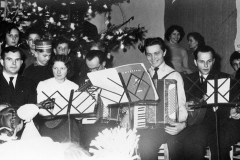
[105,79,179,129]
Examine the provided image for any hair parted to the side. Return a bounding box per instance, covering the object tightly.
[85,50,107,65]
[51,54,72,70]
[193,45,216,60]
[138,37,167,55]
[1,46,24,60]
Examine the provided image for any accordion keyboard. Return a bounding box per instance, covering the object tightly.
[134,105,146,129]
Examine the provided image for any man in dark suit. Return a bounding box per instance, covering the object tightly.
[183,45,239,160]
[0,46,37,108]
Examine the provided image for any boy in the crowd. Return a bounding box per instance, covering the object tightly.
[23,40,53,86]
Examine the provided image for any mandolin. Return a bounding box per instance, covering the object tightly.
[187,97,207,126]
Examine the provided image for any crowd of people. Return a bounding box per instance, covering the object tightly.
[0,22,240,160]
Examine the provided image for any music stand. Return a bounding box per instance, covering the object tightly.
[87,63,157,127]
[186,74,240,160]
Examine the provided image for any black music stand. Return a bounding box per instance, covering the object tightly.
[67,89,74,142]
[186,74,240,160]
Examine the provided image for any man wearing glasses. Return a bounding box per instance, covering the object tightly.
[75,49,107,86]
[78,49,117,150]
[86,50,106,72]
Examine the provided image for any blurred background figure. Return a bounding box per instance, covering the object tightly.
[165,25,192,75]
[230,51,240,79]
[187,32,205,73]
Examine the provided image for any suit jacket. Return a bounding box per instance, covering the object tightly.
[184,71,232,123]
[0,73,37,108]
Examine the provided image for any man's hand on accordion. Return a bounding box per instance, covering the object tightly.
[165,122,186,135]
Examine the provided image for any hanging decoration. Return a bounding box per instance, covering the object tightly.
[0,0,146,55]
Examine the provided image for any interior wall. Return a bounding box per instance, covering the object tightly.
[165,0,237,74]
[93,0,166,69]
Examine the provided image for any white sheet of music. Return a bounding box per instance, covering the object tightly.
[87,63,158,106]
[206,78,230,103]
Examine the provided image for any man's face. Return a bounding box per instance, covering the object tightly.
[0,51,23,75]
[232,59,240,71]
[26,33,40,50]
[86,57,105,72]
[194,51,215,75]
[54,43,70,55]
[5,29,19,47]
[145,44,166,68]
[35,51,51,66]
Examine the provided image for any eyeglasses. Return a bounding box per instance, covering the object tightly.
[88,65,101,72]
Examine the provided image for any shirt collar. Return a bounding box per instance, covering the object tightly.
[150,62,166,71]
[2,71,18,85]
[199,72,208,79]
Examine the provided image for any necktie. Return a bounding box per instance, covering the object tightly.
[9,77,14,93]
[152,67,159,79]
[200,75,204,83]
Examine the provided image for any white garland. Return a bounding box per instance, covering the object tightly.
[89,127,140,160]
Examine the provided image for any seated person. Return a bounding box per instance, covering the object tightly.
[23,40,53,86]
[53,36,84,82]
[20,30,41,73]
[121,37,187,160]
[77,50,117,150]
[37,55,80,143]
[229,51,240,79]
[183,45,240,160]
[0,46,37,107]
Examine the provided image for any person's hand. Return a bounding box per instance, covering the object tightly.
[120,114,131,130]
[186,101,194,111]
[165,122,186,135]
[230,107,240,120]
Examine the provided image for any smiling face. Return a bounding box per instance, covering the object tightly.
[169,30,180,44]
[0,51,23,76]
[145,44,166,68]
[5,29,19,47]
[52,61,68,83]
[194,51,215,75]
[188,36,198,50]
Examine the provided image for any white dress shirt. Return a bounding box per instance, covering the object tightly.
[148,62,188,122]
[2,71,18,88]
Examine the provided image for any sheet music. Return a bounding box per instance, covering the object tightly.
[206,78,230,103]
[87,63,158,106]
